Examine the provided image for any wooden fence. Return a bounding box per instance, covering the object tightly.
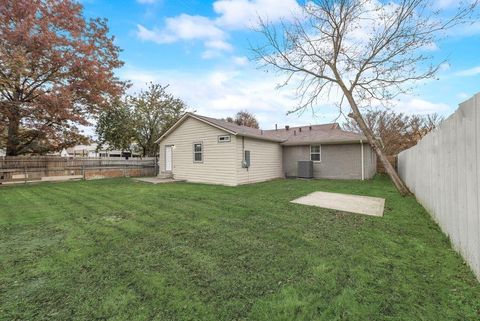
[0,156,157,184]
[377,155,397,174]
[398,93,480,281]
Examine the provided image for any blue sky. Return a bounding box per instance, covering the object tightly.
[81,0,480,129]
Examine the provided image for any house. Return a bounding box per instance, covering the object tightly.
[156,113,376,186]
[60,144,141,158]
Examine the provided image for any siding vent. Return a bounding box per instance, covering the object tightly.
[218,135,231,143]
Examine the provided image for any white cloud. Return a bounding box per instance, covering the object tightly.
[435,0,458,8]
[422,42,439,51]
[120,64,449,132]
[454,66,480,77]
[201,50,222,60]
[232,56,249,66]
[393,96,450,114]
[457,92,470,100]
[434,0,477,9]
[200,39,235,60]
[213,0,300,29]
[135,0,301,57]
[205,39,233,51]
[445,20,480,38]
[136,25,162,42]
[136,14,230,50]
[439,62,451,71]
[119,65,340,128]
[136,14,233,59]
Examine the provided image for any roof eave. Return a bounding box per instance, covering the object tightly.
[239,133,286,143]
[281,138,367,146]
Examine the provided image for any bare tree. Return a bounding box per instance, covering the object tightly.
[253,0,477,195]
[343,110,442,156]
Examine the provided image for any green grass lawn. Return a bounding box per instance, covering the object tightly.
[0,177,479,321]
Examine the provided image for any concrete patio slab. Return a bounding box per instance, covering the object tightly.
[41,175,83,182]
[291,191,385,217]
[132,177,182,184]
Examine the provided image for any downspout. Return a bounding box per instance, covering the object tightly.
[242,136,248,172]
[242,136,245,155]
[360,140,365,180]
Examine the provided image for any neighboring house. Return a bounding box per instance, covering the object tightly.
[156,113,376,186]
[60,144,141,158]
[0,148,5,157]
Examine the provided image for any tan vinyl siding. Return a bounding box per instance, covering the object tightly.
[236,136,283,185]
[159,117,237,186]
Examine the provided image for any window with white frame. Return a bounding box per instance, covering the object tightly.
[193,143,203,162]
[310,145,321,161]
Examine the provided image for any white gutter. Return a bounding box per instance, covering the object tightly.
[360,140,365,180]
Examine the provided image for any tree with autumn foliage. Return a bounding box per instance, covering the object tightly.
[225,110,260,128]
[0,0,126,156]
[343,110,442,156]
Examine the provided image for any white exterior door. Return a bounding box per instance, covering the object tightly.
[165,146,173,171]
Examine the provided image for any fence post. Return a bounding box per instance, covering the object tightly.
[82,165,85,180]
[123,164,127,177]
[24,166,27,184]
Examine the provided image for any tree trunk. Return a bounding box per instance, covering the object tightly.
[6,115,20,156]
[343,92,410,196]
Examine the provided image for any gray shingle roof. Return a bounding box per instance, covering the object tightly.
[193,114,284,142]
[195,113,366,145]
[265,124,366,145]
[157,112,367,144]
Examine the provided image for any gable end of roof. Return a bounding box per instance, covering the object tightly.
[154,113,237,144]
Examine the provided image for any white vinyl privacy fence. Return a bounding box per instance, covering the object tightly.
[398,93,480,280]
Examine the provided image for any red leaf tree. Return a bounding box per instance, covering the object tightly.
[0,0,126,155]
